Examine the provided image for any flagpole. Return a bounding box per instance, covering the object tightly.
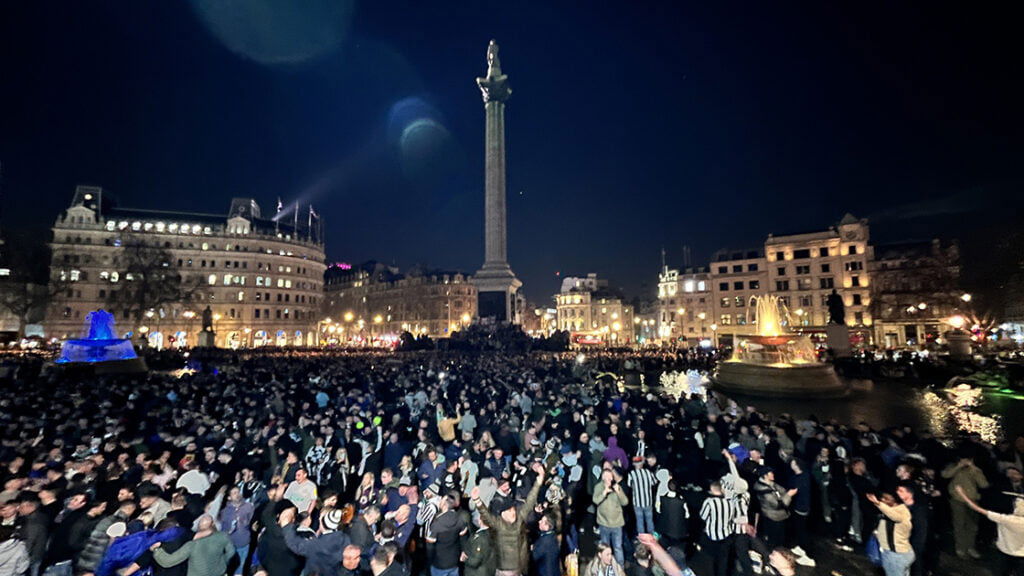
[293,201,299,238]
[307,206,313,243]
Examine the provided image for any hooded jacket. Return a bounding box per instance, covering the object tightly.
[603,438,629,470]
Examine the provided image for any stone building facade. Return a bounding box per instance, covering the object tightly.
[763,214,873,337]
[658,214,877,347]
[869,239,965,347]
[656,266,714,344]
[324,262,477,341]
[708,249,768,344]
[555,274,635,345]
[46,186,326,348]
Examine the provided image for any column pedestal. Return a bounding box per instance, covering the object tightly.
[826,324,852,358]
[197,329,217,348]
[946,330,972,361]
[473,264,522,323]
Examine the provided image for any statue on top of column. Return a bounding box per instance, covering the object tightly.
[477,39,511,103]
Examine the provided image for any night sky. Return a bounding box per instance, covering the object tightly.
[1,2,1021,302]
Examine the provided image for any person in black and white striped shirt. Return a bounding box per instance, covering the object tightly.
[628,457,657,535]
[700,481,735,576]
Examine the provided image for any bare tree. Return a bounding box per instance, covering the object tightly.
[104,235,206,336]
[0,229,66,337]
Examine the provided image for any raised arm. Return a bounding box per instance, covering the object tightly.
[471,485,499,528]
[636,534,682,576]
[522,463,547,512]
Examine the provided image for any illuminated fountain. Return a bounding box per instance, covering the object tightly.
[713,295,846,397]
[55,310,147,373]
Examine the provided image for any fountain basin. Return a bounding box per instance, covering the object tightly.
[51,310,148,374]
[713,359,847,398]
[712,327,847,398]
[56,338,139,364]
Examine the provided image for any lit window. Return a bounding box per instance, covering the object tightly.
[143,222,153,231]
[256,277,264,287]
[683,280,695,293]
[169,223,179,233]
[105,221,116,231]
[156,222,166,232]
[203,226,212,235]
[110,272,119,283]
[698,281,706,291]
[118,221,129,230]
[238,291,244,301]
[201,243,209,250]
[192,225,201,234]
[224,274,232,285]
[131,222,141,231]
[285,280,292,288]
[208,274,217,285]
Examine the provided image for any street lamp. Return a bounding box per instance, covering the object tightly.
[917,302,927,310]
[344,311,354,323]
[961,293,972,303]
[710,323,718,347]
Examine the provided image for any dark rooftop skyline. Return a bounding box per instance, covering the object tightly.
[1,2,1022,302]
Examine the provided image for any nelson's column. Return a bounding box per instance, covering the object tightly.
[472,40,523,324]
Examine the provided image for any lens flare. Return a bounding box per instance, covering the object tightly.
[190,0,354,66]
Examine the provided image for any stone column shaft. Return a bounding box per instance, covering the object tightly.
[484,100,507,266]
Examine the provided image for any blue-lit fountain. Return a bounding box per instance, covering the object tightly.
[56,310,143,368]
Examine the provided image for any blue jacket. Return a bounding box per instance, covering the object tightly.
[95,527,186,576]
[417,461,443,490]
[531,531,560,576]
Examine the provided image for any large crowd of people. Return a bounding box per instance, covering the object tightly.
[1,348,1023,576]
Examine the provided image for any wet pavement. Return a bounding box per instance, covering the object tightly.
[655,371,1024,442]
